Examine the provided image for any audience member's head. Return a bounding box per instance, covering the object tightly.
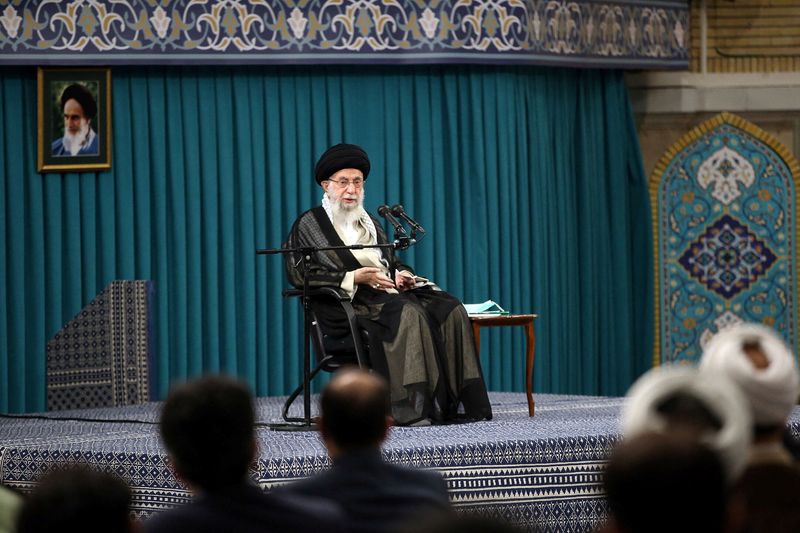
[320,368,391,456]
[622,366,751,480]
[160,375,256,492]
[700,323,799,441]
[603,433,728,533]
[16,466,132,533]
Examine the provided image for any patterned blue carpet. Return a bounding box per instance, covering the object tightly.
[1,392,624,532]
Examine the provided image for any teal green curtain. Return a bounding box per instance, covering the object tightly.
[0,65,652,413]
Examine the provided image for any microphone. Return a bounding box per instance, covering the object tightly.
[378,205,415,250]
[390,204,425,233]
[378,205,408,236]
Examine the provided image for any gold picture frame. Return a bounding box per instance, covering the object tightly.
[37,67,112,173]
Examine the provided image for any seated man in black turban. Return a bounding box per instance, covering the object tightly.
[284,143,492,426]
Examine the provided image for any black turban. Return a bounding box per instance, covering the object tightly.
[60,84,97,120]
[314,143,370,184]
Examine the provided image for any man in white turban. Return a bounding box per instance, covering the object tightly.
[621,366,752,481]
[605,367,752,533]
[700,323,800,465]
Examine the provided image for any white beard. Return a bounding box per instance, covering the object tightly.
[326,189,367,246]
[328,189,365,228]
[62,123,90,156]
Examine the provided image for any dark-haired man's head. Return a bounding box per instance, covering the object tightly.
[320,368,391,457]
[603,433,728,533]
[16,466,132,533]
[160,376,256,492]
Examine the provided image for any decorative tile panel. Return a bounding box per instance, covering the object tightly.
[678,214,777,300]
[650,113,800,366]
[0,0,688,68]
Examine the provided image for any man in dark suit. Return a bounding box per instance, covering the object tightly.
[145,376,344,533]
[279,368,452,533]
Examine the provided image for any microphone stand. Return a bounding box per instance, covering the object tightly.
[256,239,412,431]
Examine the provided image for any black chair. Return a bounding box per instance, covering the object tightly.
[279,286,370,424]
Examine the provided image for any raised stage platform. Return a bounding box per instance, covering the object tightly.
[0,392,689,531]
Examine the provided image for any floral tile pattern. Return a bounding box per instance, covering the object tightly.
[651,113,800,365]
[0,0,688,67]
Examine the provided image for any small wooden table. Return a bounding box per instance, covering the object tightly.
[470,314,539,416]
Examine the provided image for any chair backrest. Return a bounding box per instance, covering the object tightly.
[46,280,154,410]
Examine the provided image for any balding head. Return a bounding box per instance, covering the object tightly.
[320,368,391,454]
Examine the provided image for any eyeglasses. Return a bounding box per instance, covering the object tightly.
[326,177,364,189]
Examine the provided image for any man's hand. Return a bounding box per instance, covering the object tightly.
[354,267,395,290]
[395,270,416,292]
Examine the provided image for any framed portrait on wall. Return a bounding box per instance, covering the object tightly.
[37,67,111,173]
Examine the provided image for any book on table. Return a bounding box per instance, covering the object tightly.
[464,300,509,317]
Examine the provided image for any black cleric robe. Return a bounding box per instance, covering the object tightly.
[284,206,492,425]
